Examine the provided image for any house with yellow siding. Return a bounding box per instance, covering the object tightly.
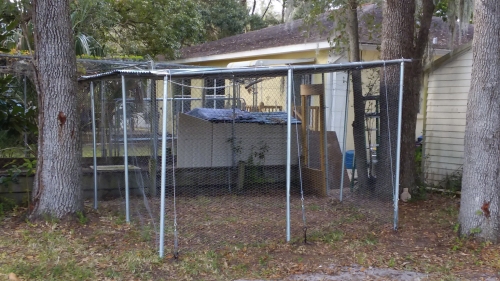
[161,4,471,168]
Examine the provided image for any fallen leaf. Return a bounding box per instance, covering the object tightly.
[9,273,21,281]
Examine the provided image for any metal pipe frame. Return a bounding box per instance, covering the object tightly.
[100,81,106,157]
[159,75,170,258]
[394,62,405,230]
[121,75,130,223]
[23,76,28,157]
[339,72,351,201]
[90,82,98,209]
[79,59,413,82]
[322,74,330,195]
[286,69,293,242]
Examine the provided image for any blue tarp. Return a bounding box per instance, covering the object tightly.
[185,108,301,125]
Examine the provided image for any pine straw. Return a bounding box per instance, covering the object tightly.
[0,193,499,280]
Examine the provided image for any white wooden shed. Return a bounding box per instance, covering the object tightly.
[177,108,300,168]
[423,43,472,184]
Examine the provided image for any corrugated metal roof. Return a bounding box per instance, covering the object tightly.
[78,59,412,82]
[78,67,224,81]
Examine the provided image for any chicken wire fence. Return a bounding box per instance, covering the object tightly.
[79,59,407,258]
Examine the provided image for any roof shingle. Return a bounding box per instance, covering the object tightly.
[180,4,473,60]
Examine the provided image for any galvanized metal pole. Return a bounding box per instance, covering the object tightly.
[322,74,330,195]
[100,81,106,157]
[394,62,405,230]
[121,75,130,223]
[90,82,98,209]
[23,76,28,157]
[159,75,169,258]
[339,72,351,201]
[286,69,293,242]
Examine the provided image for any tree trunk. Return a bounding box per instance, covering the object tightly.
[377,0,434,197]
[459,0,500,242]
[377,0,415,197]
[282,0,286,23]
[31,0,82,218]
[400,0,435,192]
[346,0,370,192]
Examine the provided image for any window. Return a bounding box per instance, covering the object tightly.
[293,74,312,105]
[204,78,225,109]
[173,79,191,114]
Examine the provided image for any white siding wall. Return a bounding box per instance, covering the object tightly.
[425,49,472,184]
[325,71,349,152]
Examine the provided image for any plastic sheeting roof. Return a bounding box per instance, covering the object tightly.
[184,108,300,125]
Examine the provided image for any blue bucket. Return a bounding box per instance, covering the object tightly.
[344,150,355,170]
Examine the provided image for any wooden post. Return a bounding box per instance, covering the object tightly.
[301,95,308,164]
[237,161,246,191]
[300,84,327,196]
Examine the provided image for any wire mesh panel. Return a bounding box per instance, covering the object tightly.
[83,77,162,251]
[164,74,301,253]
[334,64,403,228]
[80,60,406,258]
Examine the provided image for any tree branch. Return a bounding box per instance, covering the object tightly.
[262,0,273,19]
[414,0,436,59]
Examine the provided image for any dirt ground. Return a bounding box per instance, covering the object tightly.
[1,192,500,280]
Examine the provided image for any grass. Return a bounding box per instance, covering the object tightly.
[1,194,500,280]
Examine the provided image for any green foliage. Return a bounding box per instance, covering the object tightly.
[0,74,37,158]
[77,54,144,61]
[246,14,270,32]
[0,159,36,215]
[299,0,383,55]
[199,0,271,42]
[411,144,429,200]
[4,0,274,58]
[200,0,248,41]
[76,211,88,225]
[0,13,18,53]
[5,0,206,58]
[470,227,481,235]
[70,0,117,56]
[245,141,269,185]
[434,0,449,21]
[108,0,203,57]
[0,75,37,138]
[440,169,462,192]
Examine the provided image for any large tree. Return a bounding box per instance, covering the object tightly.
[376,0,435,196]
[31,0,82,218]
[305,0,436,194]
[459,0,500,242]
[345,0,370,192]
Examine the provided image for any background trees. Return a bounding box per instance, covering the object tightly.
[5,0,277,59]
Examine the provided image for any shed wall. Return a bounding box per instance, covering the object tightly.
[177,113,299,168]
[425,49,472,184]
